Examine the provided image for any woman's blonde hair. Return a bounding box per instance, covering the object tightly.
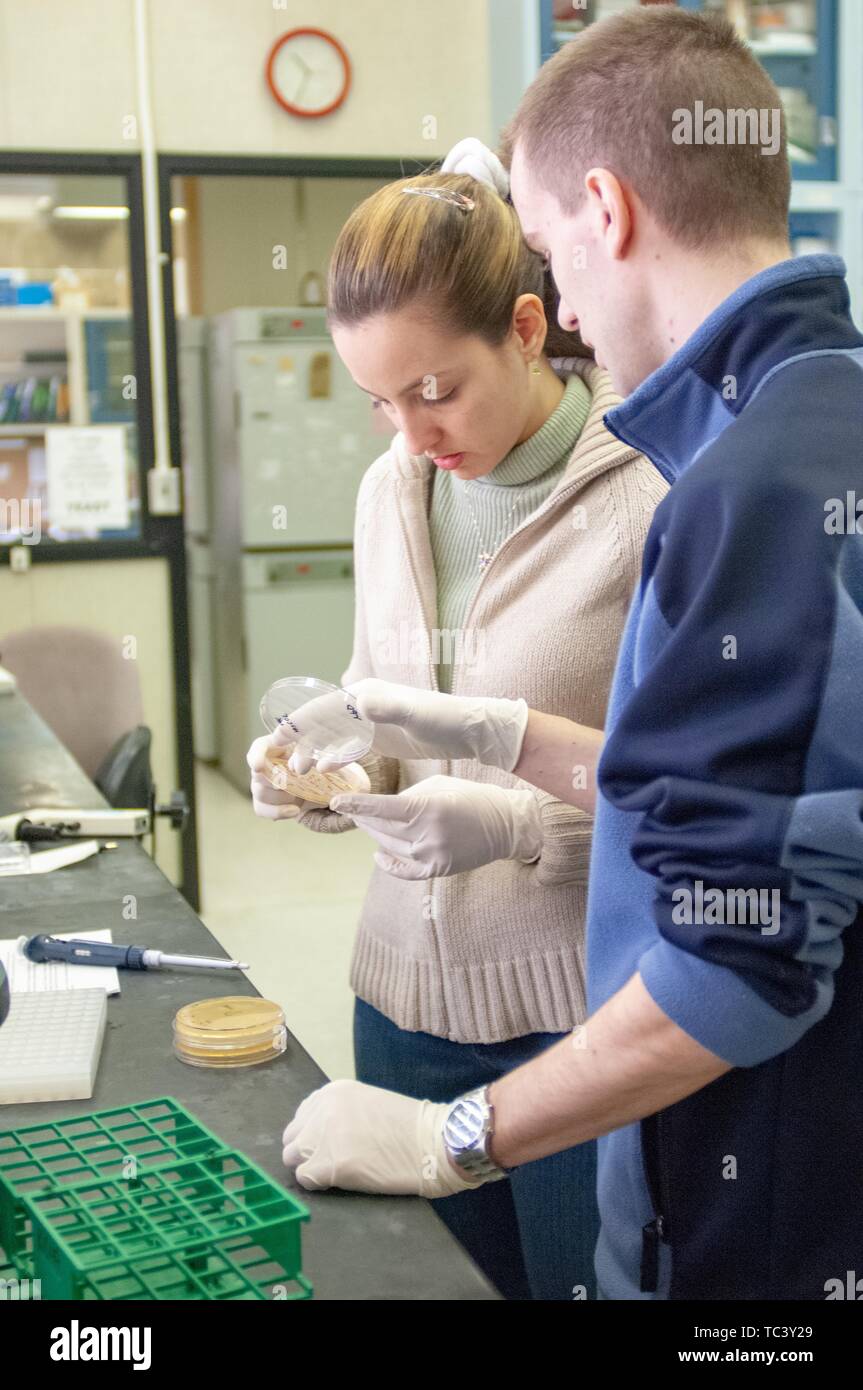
[326,170,592,360]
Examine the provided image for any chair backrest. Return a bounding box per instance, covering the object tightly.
[0,626,145,779]
[94,726,153,808]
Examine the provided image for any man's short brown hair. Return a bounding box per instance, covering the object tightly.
[502,6,791,250]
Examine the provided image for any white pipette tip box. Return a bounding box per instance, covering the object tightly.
[0,988,107,1104]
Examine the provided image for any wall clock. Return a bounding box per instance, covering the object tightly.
[266,28,351,119]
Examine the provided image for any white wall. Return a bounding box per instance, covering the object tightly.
[0,0,503,156]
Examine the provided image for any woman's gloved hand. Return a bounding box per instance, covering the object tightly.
[247,734,385,833]
[289,678,529,774]
[330,774,543,879]
[282,1079,484,1197]
[247,734,315,821]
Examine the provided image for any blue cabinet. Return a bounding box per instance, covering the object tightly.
[84,316,135,424]
[680,1,837,181]
[540,1,838,180]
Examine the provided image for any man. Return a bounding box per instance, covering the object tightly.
[282,7,863,1299]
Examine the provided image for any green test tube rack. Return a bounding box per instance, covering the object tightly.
[75,1234,313,1301]
[0,1097,311,1301]
[0,1096,226,1268]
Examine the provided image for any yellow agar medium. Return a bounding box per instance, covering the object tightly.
[173,996,287,1068]
[262,750,370,806]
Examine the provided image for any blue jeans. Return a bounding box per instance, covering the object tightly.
[353,996,599,1301]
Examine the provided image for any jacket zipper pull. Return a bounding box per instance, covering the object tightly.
[640,1215,667,1293]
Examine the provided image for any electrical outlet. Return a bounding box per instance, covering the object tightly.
[9,545,31,573]
[147,468,182,516]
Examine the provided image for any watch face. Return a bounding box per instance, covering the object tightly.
[444,1096,485,1153]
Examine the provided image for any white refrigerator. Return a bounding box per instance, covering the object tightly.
[208,307,388,792]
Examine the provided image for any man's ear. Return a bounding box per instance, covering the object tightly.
[584,167,634,260]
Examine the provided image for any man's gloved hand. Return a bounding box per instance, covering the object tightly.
[290,678,529,775]
[330,774,543,879]
[281,1079,484,1197]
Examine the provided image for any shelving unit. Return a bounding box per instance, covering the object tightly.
[0,306,139,541]
[0,305,132,433]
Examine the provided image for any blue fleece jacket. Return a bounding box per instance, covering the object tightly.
[587,254,863,1300]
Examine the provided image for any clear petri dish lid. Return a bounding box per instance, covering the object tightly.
[259,676,374,766]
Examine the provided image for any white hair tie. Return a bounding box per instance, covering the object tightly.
[440,136,510,199]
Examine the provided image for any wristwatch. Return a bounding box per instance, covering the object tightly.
[442,1085,508,1182]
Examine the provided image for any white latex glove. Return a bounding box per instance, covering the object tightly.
[282,1079,484,1197]
[246,733,315,821]
[262,685,369,772]
[440,136,510,198]
[290,678,529,774]
[330,774,543,879]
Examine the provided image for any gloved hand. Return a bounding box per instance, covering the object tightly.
[281,1079,484,1197]
[246,733,370,832]
[247,734,315,821]
[440,136,510,198]
[290,678,529,774]
[331,774,543,879]
[258,684,370,774]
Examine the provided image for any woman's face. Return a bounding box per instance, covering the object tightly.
[331,298,545,481]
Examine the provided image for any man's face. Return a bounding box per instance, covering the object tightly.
[510,141,642,396]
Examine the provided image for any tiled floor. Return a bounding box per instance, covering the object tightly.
[194,760,375,1081]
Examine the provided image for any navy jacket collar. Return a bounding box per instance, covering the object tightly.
[604,254,854,483]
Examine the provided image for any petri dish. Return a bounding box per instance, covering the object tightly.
[173,997,287,1069]
[260,676,374,767]
[259,751,369,806]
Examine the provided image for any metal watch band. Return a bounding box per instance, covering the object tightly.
[442,1085,508,1182]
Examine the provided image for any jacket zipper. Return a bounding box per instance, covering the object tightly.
[394,477,448,1022]
[640,1108,673,1293]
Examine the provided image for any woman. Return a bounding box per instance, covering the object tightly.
[247,149,667,1300]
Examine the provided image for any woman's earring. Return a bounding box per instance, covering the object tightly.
[531,361,541,375]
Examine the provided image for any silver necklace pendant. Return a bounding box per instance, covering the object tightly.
[464,481,525,576]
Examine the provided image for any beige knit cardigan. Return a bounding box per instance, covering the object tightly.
[322,358,668,1042]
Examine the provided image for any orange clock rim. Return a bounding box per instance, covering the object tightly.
[265,27,352,119]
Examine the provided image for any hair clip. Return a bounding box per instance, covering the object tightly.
[400,187,476,212]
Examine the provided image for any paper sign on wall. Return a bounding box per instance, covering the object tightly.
[46,426,130,530]
[308,351,332,399]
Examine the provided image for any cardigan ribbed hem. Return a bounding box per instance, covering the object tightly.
[350,928,589,1043]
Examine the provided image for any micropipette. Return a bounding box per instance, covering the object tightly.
[23,935,248,973]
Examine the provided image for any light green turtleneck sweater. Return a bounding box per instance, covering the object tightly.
[429,372,591,690]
